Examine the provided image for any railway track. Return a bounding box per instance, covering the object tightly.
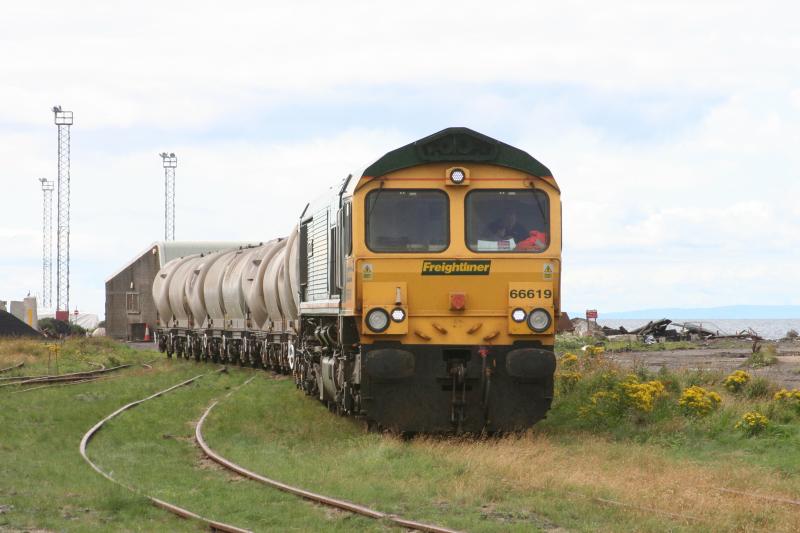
[0,361,24,374]
[5,362,159,393]
[195,378,462,533]
[71,355,795,531]
[13,377,106,394]
[79,367,251,533]
[0,364,132,388]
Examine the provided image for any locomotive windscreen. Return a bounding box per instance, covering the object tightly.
[365,189,449,252]
[465,189,549,252]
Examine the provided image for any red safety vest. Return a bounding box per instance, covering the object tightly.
[516,230,547,251]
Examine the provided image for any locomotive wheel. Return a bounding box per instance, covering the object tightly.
[225,341,236,365]
[193,340,202,362]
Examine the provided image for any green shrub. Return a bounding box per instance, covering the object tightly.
[655,367,682,394]
[555,334,587,353]
[37,318,86,337]
[744,376,772,399]
[685,369,720,387]
[748,344,778,368]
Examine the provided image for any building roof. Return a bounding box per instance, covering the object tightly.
[105,241,263,283]
[361,127,553,179]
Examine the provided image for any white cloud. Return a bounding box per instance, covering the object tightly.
[2,1,799,129]
[1,1,799,316]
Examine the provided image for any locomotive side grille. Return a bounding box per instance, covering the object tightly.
[306,210,329,301]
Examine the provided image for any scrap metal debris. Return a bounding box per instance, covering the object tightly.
[572,317,763,341]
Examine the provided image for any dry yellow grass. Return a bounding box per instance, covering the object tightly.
[413,432,800,532]
[0,338,51,367]
[0,337,144,376]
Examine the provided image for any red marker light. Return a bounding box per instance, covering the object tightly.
[450,292,466,311]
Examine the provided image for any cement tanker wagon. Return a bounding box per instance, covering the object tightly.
[156,237,299,371]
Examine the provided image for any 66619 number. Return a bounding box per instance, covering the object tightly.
[509,289,552,299]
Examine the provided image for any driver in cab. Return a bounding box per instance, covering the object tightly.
[487,212,546,251]
[488,212,528,242]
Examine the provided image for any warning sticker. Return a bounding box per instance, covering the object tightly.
[362,263,374,281]
[543,263,554,280]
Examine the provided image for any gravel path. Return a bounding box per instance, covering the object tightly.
[610,344,800,388]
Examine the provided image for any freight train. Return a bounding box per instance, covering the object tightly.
[153,127,562,433]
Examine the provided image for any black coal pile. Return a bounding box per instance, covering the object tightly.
[0,310,42,337]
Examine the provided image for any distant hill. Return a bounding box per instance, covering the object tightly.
[568,305,800,320]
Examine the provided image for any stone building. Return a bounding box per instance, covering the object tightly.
[105,241,254,340]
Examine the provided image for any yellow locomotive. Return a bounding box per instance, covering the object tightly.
[296,127,561,432]
[155,127,561,433]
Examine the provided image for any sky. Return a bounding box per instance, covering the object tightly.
[1,1,799,318]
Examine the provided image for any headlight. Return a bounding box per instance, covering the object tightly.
[390,307,406,322]
[527,308,551,332]
[511,308,527,323]
[449,168,466,184]
[366,308,390,332]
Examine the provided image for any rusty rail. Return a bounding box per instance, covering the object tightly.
[195,383,462,533]
[717,487,800,507]
[79,368,251,533]
[0,364,132,387]
[13,377,101,394]
[0,362,24,374]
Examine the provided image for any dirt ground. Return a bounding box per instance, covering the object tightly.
[609,340,800,388]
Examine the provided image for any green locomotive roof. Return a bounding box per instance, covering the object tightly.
[362,127,552,178]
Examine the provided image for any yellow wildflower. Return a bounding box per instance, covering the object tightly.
[621,376,666,412]
[560,353,579,367]
[556,370,582,395]
[723,370,750,393]
[582,345,605,357]
[773,388,800,402]
[735,411,769,436]
[679,386,722,416]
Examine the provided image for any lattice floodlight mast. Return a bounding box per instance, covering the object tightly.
[53,106,73,313]
[39,178,55,308]
[159,152,177,241]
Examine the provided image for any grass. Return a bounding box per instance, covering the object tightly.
[0,338,376,531]
[2,337,800,531]
[0,339,199,531]
[0,337,145,376]
[200,371,800,532]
